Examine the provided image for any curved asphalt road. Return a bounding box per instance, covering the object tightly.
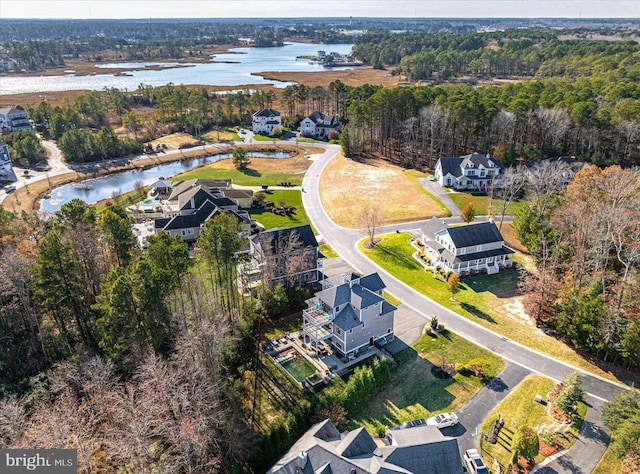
[302,145,628,403]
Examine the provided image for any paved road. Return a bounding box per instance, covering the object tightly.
[302,145,628,404]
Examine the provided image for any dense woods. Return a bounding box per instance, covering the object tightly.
[514,164,640,369]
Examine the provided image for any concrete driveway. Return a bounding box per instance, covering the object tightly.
[419,178,462,215]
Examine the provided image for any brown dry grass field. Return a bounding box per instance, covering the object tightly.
[257,67,401,88]
[319,153,448,228]
[182,149,315,176]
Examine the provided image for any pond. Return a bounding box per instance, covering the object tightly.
[0,42,355,95]
[39,150,290,213]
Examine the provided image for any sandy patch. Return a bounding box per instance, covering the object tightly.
[319,153,448,228]
[495,296,538,329]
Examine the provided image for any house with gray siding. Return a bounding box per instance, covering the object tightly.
[303,272,395,359]
[267,418,462,474]
[421,217,514,276]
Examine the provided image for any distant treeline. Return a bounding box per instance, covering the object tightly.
[352,29,640,80]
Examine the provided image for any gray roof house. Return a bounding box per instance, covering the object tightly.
[267,419,462,474]
[154,185,250,243]
[303,272,395,359]
[299,111,342,139]
[435,153,504,191]
[420,217,514,276]
[252,108,282,136]
[0,107,31,132]
[240,224,320,291]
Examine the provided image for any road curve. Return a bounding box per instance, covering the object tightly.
[302,144,628,403]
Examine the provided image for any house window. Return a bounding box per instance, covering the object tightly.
[467,181,472,186]
[476,245,482,252]
[460,248,466,255]
[362,323,365,329]
[476,259,481,265]
[387,328,391,333]
[335,327,342,335]
[480,170,486,177]
[335,341,343,349]
[349,329,353,334]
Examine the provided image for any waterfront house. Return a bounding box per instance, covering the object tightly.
[299,111,342,138]
[252,108,282,136]
[0,107,31,132]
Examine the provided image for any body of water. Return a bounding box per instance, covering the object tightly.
[39,150,290,213]
[0,42,354,95]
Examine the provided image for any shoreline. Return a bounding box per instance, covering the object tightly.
[1,143,321,215]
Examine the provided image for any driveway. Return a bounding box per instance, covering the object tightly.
[419,178,462,215]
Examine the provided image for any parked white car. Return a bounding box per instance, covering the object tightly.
[426,412,459,428]
[462,449,489,474]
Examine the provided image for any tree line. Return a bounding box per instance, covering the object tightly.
[513,163,640,370]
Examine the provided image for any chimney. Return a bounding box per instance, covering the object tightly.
[297,450,308,468]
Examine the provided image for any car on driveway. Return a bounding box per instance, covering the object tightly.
[462,449,489,474]
[428,175,435,181]
[4,185,16,194]
[426,412,459,428]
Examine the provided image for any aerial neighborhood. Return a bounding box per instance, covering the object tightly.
[1,13,639,474]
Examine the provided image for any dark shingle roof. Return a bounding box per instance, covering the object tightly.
[267,419,462,474]
[445,221,504,248]
[351,284,384,309]
[332,304,361,331]
[358,273,386,293]
[460,152,503,170]
[320,283,353,310]
[438,157,464,178]
[254,108,281,117]
[336,428,377,458]
[380,300,397,316]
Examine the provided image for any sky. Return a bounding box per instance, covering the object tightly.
[1,0,639,20]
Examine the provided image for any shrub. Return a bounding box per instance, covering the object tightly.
[512,426,539,463]
[430,316,439,331]
[456,363,470,376]
[467,358,490,379]
[554,371,585,414]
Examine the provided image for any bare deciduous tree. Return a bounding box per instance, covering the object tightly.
[358,205,381,247]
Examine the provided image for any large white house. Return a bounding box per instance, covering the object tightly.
[435,153,504,191]
[421,217,514,276]
[299,111,341,138]
[302,272,395,360]
[252,108,282,136]
[0,107,31,132]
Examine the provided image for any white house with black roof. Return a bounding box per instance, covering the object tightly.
[267,418,463,474]
[0,142,17,182]
[302,272,395,360]
[421,217,514,276]
[435,152,504,191]
[252,108,282,136]
[299,111,342,138]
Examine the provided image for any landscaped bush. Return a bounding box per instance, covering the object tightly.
[339,357,390,410]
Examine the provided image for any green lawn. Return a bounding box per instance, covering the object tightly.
[250,190,310,230]
[253,134,279,142]
[592,447,622,474]
[319,243,338,259]
[174,166,303,187]
[347,332,504,434]
[360,233,620,381]
[297,138,319,143]
[449,191,525,216]
[202,129,241,142]
[403,169,452,217]
[479,375,587,472]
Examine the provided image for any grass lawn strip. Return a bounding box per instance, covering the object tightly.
[347,332,504,434]
[173,152,312,186]
[479,375,587,471]
[360,233,619,382]
[319,243,338,259]
[449,191,525,216]
[591,447,622,474]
